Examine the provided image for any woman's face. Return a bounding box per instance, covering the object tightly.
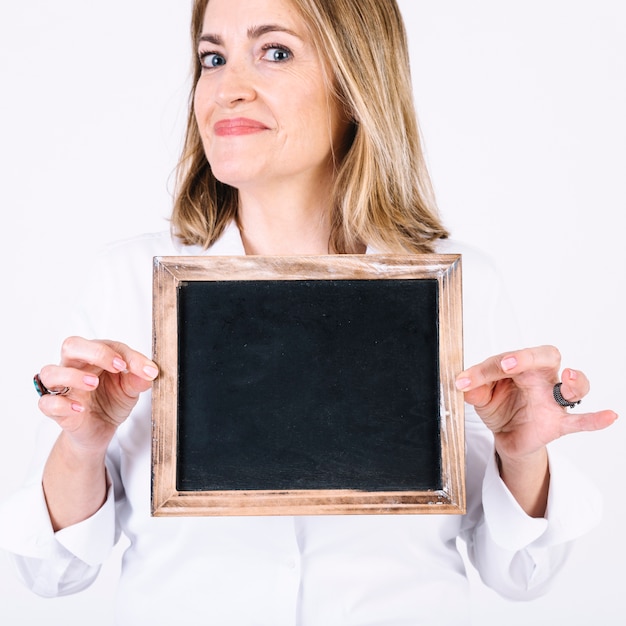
[194,0,349,194]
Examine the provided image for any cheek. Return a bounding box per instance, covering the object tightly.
[193,85,214,154]
[193,81,212,127]
[193,86,204,124]
[299,91,343,150]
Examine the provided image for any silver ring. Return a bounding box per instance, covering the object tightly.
[33,373,70,397]
[553,382,580,409]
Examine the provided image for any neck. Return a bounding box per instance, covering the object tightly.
[236,185,333,256]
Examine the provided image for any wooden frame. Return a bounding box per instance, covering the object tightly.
[151,254,465,516]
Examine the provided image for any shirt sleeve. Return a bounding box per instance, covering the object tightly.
[0,419,121,597]
[0,242,131,598]
[462,428,602,600]
[452,239,603,600]
[2,480,118,598]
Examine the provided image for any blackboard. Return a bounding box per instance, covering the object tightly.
[151,254,465,516]
[177,278,440,492]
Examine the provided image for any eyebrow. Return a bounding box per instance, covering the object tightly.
[198,24,301,46]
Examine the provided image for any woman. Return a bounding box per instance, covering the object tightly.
[0,0,617,624]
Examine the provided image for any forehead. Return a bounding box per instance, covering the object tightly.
[203,0,305,32]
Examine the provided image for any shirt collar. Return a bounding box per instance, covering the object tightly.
[193,219,378,256]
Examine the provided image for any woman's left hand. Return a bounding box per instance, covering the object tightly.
[456,344,617,461]
[456,345,617,516]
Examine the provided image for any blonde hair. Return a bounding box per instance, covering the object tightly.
[171,0,449,253]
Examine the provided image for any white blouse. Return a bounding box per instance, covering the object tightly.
[0,224,602,625]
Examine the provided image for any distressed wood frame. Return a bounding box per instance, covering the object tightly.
[151,254,465,516]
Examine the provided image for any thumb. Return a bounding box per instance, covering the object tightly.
[560,409,618,436]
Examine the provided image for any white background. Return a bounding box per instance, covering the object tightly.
[0,1,624,624]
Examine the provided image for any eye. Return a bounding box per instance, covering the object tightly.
[261,45,292,62]
[199,51,226,69]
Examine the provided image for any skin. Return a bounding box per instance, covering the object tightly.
[38,0,618,530]
[40,338,158,530]
[456,346,617,516]
[194,0,352,255]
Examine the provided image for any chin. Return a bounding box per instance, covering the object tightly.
[211,172,251,189]
[210,163,251,188]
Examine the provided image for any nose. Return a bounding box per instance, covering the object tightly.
[214,59,257,107]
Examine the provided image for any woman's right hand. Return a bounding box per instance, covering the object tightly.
[36,336,159,454]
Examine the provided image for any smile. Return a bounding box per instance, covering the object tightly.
[213,118,269,136]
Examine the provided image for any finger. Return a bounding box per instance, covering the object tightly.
[458,382,504,411]
[110,341,159,381]
[558,368,590,404]
[89,340,159,399]
[37,393,84,419]
[59,336,128,373]
[60,336,158,381]
[38,365,101,395]
[456,345,561,391]
[560,409,618,436]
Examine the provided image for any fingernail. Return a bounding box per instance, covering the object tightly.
[71,402,84,413]
[143,365,159,379]
[456,378,471,390]
[113,358,127,372]
[568,369,578,381]
[83,375,99,388]
[501,357,517,371]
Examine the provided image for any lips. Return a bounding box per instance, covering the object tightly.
[213,117,269,136]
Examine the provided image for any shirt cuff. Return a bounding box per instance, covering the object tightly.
[0,477,116,568]
[482,445,603,552]
[54,480,117,567]
[0,480,57,559]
